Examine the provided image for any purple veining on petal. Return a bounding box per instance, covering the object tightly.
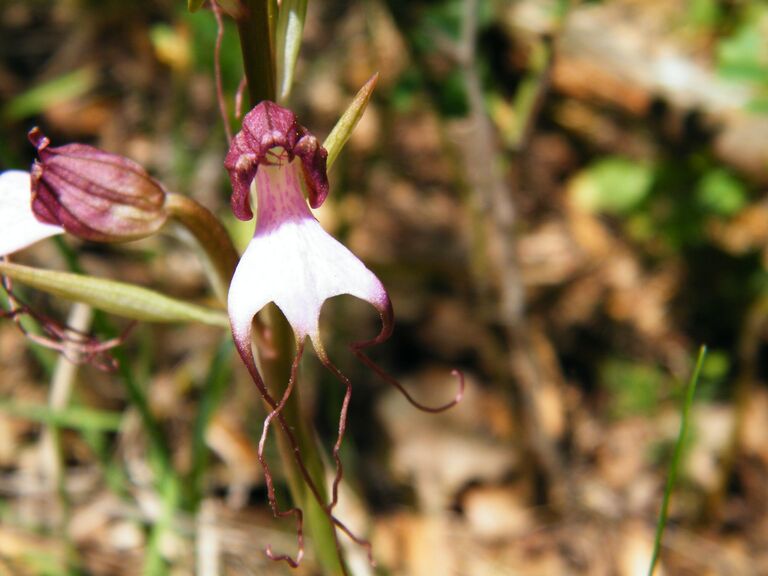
[224,101,329,221]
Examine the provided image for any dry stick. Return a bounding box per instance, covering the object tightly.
[456,0,568,504]
[38,301,93,527]
[197,500,221,576]
[707,296,768,520]
[211,0,232,143]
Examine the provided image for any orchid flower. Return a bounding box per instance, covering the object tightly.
[224,101,464,567]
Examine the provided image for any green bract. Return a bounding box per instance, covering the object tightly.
[0,262,228,328]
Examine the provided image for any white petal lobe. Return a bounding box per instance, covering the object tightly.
[227,161,388,346]
[0,171,64,256]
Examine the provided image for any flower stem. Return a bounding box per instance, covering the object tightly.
[236,0,277,104]
[260,304,348,575]
[231,4,347,571]
[165,193,239,302]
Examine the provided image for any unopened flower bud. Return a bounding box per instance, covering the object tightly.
[28,128,168,243]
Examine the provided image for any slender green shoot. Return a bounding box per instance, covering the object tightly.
[647,345,707,576]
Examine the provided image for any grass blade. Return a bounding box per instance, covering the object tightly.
[647,345,707,576]
[0,401,123,431]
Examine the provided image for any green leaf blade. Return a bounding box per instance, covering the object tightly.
[0,262,228,328]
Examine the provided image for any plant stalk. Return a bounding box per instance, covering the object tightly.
[236,0,276,104]
[165,192,239,302]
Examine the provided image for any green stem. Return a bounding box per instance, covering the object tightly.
[261,305,348,575]
[230,3,345,571]
[648,346,707,576]
[236,0,276,104]
[165,193,239,302]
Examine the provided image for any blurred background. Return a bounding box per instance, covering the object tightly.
[1,0,768,574]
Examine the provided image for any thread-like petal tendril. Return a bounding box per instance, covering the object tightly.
[257,342,305,567]
[234,331,376,574]
[315,348,376,565]
[352,320,465,413]
[311,314,463,568]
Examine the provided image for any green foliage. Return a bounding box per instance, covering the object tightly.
[275,0,308,102]
[184,7,242,91]
[324,74,379,170]
[695,168,747,217]
[582,153,754,251]
[694,348,731,400]
[687,0,721,28]
[387,0,474,116]
[2,68,96,120]
[0,262,229,328]
[0,401,123,431]
[717,7,768,82]
[571,157,655,215]
[716,3,768,110]
[600,359,669,418]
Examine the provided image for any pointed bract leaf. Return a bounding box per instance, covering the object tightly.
[275,0,308,102]
[188,0,205,12]
[0,262,228,328]
[323,73,379,170]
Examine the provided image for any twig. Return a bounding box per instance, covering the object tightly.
[453,0,569,505]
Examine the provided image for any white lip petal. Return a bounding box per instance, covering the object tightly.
[227,161,388,347]
[228,215,389,344]
[0,170,64,256]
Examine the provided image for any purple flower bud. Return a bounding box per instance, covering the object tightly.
[224,101,328,221]
[29,128,168,243]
